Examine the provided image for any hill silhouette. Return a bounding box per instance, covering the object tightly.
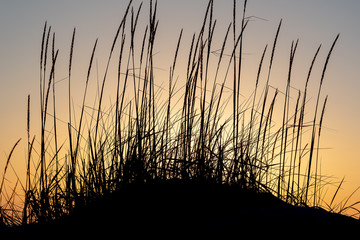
[2,180,359,239]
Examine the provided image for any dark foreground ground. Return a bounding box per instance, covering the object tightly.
[1,180,360,239]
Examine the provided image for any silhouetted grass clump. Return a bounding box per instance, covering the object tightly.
[1,0,358,229]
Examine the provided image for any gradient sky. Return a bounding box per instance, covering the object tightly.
[0,0,359,212]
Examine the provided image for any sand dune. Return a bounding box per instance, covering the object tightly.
[2,181,359,239]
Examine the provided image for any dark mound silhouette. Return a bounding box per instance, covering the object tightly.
[2,180,360,239]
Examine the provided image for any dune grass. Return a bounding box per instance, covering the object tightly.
[0,0,358,226]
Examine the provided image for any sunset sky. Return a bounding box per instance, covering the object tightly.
[0,0,359,212]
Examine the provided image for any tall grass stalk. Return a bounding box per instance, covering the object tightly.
[305,34,339,202]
